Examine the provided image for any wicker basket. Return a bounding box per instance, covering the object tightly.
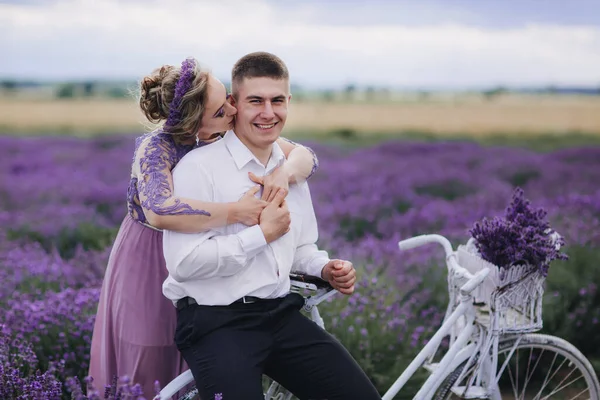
[457,239,545,334]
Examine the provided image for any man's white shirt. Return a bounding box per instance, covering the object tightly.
[162,130,330,306]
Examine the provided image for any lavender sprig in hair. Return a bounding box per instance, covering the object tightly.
[165,58,196,130]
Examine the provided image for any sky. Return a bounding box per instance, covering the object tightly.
[2,0,600,89]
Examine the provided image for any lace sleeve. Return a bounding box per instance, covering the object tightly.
[135,135,211,217]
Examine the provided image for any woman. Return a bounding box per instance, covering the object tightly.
[88,58,319,397]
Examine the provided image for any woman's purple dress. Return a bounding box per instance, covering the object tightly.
[88,132,204,397]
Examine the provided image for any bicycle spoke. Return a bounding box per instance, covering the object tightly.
[501,347,591,400]
[534,349,558,400]
[541,373,587,400]
[566,387,591,400]
[432,335,598,400]
[520,345,544,399]
[515,347,520,398]
[533,351,561,400]
[538,357,575,399]
[505,353,519,399]
[531,350,555,400]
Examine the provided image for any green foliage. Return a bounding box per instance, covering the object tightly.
[337,201,413,242]
[414,180,476,201]
[344,84,357,101]
[319,262,448,398]
[322,90,335,102]
[14,276,63,298]
[337,199,413,241]
[8,291,99,392]
[331,127,357,139]
[1,80,18,92]
[482,86,508,101]
[338,216,380,241]
[56,83,76,99]
[505,168,540,187]
[7,222,118,259]
[82,81,95,97]
[542,245,600,370]
[106,87,128,98]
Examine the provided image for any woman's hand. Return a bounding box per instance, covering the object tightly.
[248,165,290,202]
[233,185,268,226]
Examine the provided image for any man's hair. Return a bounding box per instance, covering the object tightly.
[231,52,289,95]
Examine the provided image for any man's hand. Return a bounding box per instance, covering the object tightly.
[248,165,290,202]
[259,189,291,243]
[321,259,356,295]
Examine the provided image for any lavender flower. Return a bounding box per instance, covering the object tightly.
[0,332,63,399]
[469,188,568,275]
[165,58,196,130]
[0,134,598,396]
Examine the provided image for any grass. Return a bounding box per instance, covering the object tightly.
[2,95,600,152]
[288,128,600,152]
[2,95,600,136]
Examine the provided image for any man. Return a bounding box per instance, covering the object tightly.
[162,52,381,400]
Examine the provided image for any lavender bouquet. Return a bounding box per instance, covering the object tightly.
[468,188,568,276]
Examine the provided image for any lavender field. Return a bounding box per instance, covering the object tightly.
[0,134,599,399]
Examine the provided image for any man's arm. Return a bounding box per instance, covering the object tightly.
[291,183,330,278]
[291,182,358,295]
[162,158,267,282]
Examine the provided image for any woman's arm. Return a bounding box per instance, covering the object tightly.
[249,138,320,201]
[135,137,266,233]
[276,137,319,183]
[135,136,318,233]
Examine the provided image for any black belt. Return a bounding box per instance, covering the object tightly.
[176,296,265,310]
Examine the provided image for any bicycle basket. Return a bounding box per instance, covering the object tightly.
[456,239,545,334]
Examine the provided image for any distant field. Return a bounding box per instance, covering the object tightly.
[1,95,600,137]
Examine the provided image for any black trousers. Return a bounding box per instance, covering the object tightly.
[174,293,381,400]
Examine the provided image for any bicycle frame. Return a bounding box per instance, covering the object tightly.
[159,235,492,400]
[161,234,598,400]
[381,234,490,400]
[284,275,485,400]
[382,299,476,399]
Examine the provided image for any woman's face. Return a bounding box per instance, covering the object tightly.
[196,75,237,142]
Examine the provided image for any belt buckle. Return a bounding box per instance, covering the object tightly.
[242,296,255,304]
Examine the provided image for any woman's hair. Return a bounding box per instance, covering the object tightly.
[139,58,210,136]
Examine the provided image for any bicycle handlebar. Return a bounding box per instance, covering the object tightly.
[447,255,489,294]
[399,234,490,296]
[398,234,453,257]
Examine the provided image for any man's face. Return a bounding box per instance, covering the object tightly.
[232,77,290,150]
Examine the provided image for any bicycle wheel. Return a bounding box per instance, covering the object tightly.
[264,379,295,400]
[172,387,200,400]
[159,384,200,400]
[158,375,295,400]
[433,333,600,399]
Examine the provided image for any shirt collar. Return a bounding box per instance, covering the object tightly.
[223,130,285,172]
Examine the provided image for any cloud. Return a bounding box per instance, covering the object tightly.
[2,0,600,88]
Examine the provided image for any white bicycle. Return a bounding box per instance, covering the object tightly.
[158,234,600,400]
